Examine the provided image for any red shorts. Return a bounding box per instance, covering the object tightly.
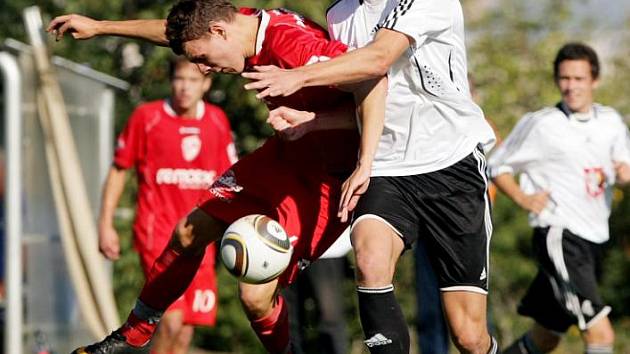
[198,131,358,286]
[138,242,218,326]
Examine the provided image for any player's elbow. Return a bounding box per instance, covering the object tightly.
[369,54,390,77]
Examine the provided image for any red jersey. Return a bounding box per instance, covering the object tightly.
[244,8,358,175]
[115,99,236,253]
[200,9,361,286]
[244,8,351,112]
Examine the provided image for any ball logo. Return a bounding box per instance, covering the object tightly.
[181,135,202,161]
[266,221,286,241]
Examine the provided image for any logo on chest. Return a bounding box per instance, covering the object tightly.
[584,167,606,198]
[181,135,202,161]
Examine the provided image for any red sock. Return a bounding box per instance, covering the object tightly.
[119,312,157,347]
[139,245,204,311]
[120,244,204,346]
[250,296,291,354]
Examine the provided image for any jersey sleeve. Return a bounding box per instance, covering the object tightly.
[267,23,348,68]
[487,114,545,178]
[376,0,451,49]
[113,107,146,169]
[611,115,630,165]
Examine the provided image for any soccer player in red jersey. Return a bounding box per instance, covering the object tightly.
[98,57,236,354]
[49,1,386,353]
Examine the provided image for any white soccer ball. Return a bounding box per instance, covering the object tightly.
[220,214,293,284]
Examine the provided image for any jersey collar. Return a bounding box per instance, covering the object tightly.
[163,99,205,120]
[255,9,271,56]
[556,101,596,122]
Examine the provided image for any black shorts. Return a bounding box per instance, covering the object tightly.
[518,226,611,333]
[351,147,492,293]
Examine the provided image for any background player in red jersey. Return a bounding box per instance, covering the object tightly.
[98,56,237,354]
[49,1,386,353]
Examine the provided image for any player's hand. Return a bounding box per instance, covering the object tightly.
[517,191,550,215]
[98,224,121,260]
[47,14,101,41]
[242,65,306,99]
[267,106,316,141]
[614,161,630,185]
[338,162,371,223]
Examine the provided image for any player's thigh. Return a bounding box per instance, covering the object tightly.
[238,278,281,319]
[351,218,404,286]
[441,291,488,342]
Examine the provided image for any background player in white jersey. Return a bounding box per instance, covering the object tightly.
[489,43,630,354]
[244,1,498,353]
[98,57,236,354]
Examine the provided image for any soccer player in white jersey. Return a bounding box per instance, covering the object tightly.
[243,1,498,353]
[489,43,630,354]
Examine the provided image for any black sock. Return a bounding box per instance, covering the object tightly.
[357,285,409,354]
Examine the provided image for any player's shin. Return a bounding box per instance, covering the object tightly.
[121,245,204,346]
[357,285,409,354]
[250,295,292,354]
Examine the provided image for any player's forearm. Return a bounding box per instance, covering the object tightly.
[300,29,409,87]
[492,173,528,209]
[355,77,387,166]
[99,166,127,227]
[98,19,168,46]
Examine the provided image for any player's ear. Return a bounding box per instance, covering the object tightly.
[208,22,227,39]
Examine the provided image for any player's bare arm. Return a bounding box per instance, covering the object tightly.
[492,173,550,214]
[242,28,411,98]
[47,14,168,46]
[98,165,127,260]
[339,76,387,222]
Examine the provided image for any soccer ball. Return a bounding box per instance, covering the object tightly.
[220,214,293,284]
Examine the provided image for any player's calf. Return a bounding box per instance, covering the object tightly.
[240,281,291,354]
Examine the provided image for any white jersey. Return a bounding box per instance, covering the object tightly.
[488,103,630,243]
[327,0,495,176]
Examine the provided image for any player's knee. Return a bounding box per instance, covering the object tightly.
[158,314,184,340]
[174,325,194,349]
[171,209,222,252]
[585,322,615,346]
[238,284,275,319]
[172,218,196,251]
[354,250,392,286]
[451,328,487,353]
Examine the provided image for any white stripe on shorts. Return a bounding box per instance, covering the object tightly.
[546,226,587,330]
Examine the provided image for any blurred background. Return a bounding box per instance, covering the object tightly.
[1,0,629,353]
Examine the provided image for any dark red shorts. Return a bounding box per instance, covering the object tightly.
[198,132,357,286]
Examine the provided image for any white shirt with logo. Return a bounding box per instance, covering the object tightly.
[488,103,630,243]
[327,0,495,176]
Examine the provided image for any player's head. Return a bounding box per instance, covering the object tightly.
[553,42,600,113]
[169,56,212,112]
[166,0,244,74]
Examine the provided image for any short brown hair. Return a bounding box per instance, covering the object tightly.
[166,0,238,55]
[553,42,600,80]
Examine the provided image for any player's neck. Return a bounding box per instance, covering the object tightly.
[172,100,199,119]
[232,13,260,58]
